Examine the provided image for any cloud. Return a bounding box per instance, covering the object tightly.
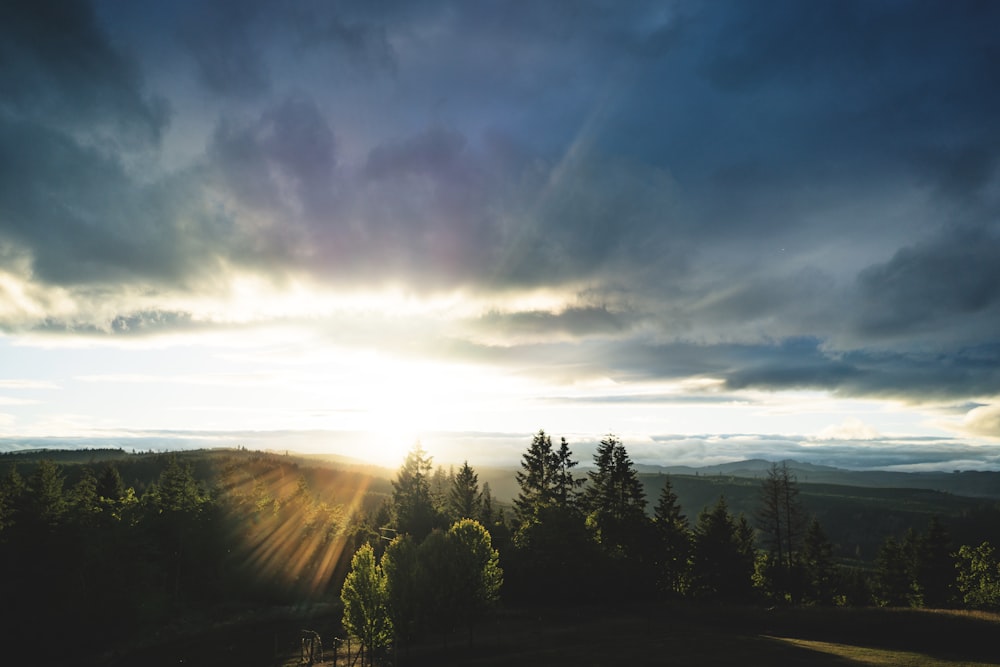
[964,404,1000,439]
[852,226,1000,345]
[0,0,169,146]
[2,0,999,428]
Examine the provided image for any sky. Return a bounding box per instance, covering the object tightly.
[2,0,1000,471]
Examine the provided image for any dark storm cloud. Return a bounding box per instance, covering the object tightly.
[0,0,168,145]
[854,226,1000,343]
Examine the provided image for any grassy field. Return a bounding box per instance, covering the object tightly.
[96,603,1000,666]
[383,605,1000,666]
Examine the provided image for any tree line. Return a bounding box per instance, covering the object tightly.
[0,451,376,660]
[339,431,1000,659]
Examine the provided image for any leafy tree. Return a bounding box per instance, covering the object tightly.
[391,443,438,540]
[447,519,503,640]
[382,534,420,645]
[955,542,1000,610]
[341,543,392,665]
[448,461,482,521]
[652,477,691,597]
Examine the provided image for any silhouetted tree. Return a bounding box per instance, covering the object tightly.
[514,430,558,524]
[553,437,584,509]
[874,535,914,606]
[26,459,67,531]
[652,477,691,597]
[448,461,482,521]
[392,443,438,540]
[583,434,647,552]
[96,463,125,502]
[913,516,955,608]
[801,518,837,605]
[511,431,593,602]
[756,462,806,599]
[690,497,754,601]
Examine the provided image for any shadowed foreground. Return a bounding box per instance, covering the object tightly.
[96,604,1000,666]
[381,605,1000,667]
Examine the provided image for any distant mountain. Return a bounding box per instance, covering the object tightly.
[635,459,1000,500]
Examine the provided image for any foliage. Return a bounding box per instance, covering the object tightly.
[955,542,1000,610]
[447,518,503,619]
[341,543,392,661]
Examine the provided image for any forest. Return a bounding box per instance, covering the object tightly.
[4,433,1000,665]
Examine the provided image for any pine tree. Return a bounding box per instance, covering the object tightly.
[391,442,438,540]
[653,478,690,597]
[691,497,754,601]
[552,437,584,509]
[874,535,913,607]
[514,430,557,524]
[583,434,646,551]
[915,516,955,608]
[96,464,125,502]
[448,461,482,521]
[801,518,837,605]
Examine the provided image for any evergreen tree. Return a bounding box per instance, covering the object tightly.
[690,497,754,601]
[447,461,482,521]
[391,443,438,540]
[874,535,914,607]
[0,465,25,534]
[652,478,690,597]
[801,518,837,605]
[552,437,584,509]
[510,431,593,602]
[97,463,125,502]
[913,516,955,608]
[26,459,68,531]
[341,543,392,665]
[583,434,646,552]
[514,430,557,524]
[479,481,495,525]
